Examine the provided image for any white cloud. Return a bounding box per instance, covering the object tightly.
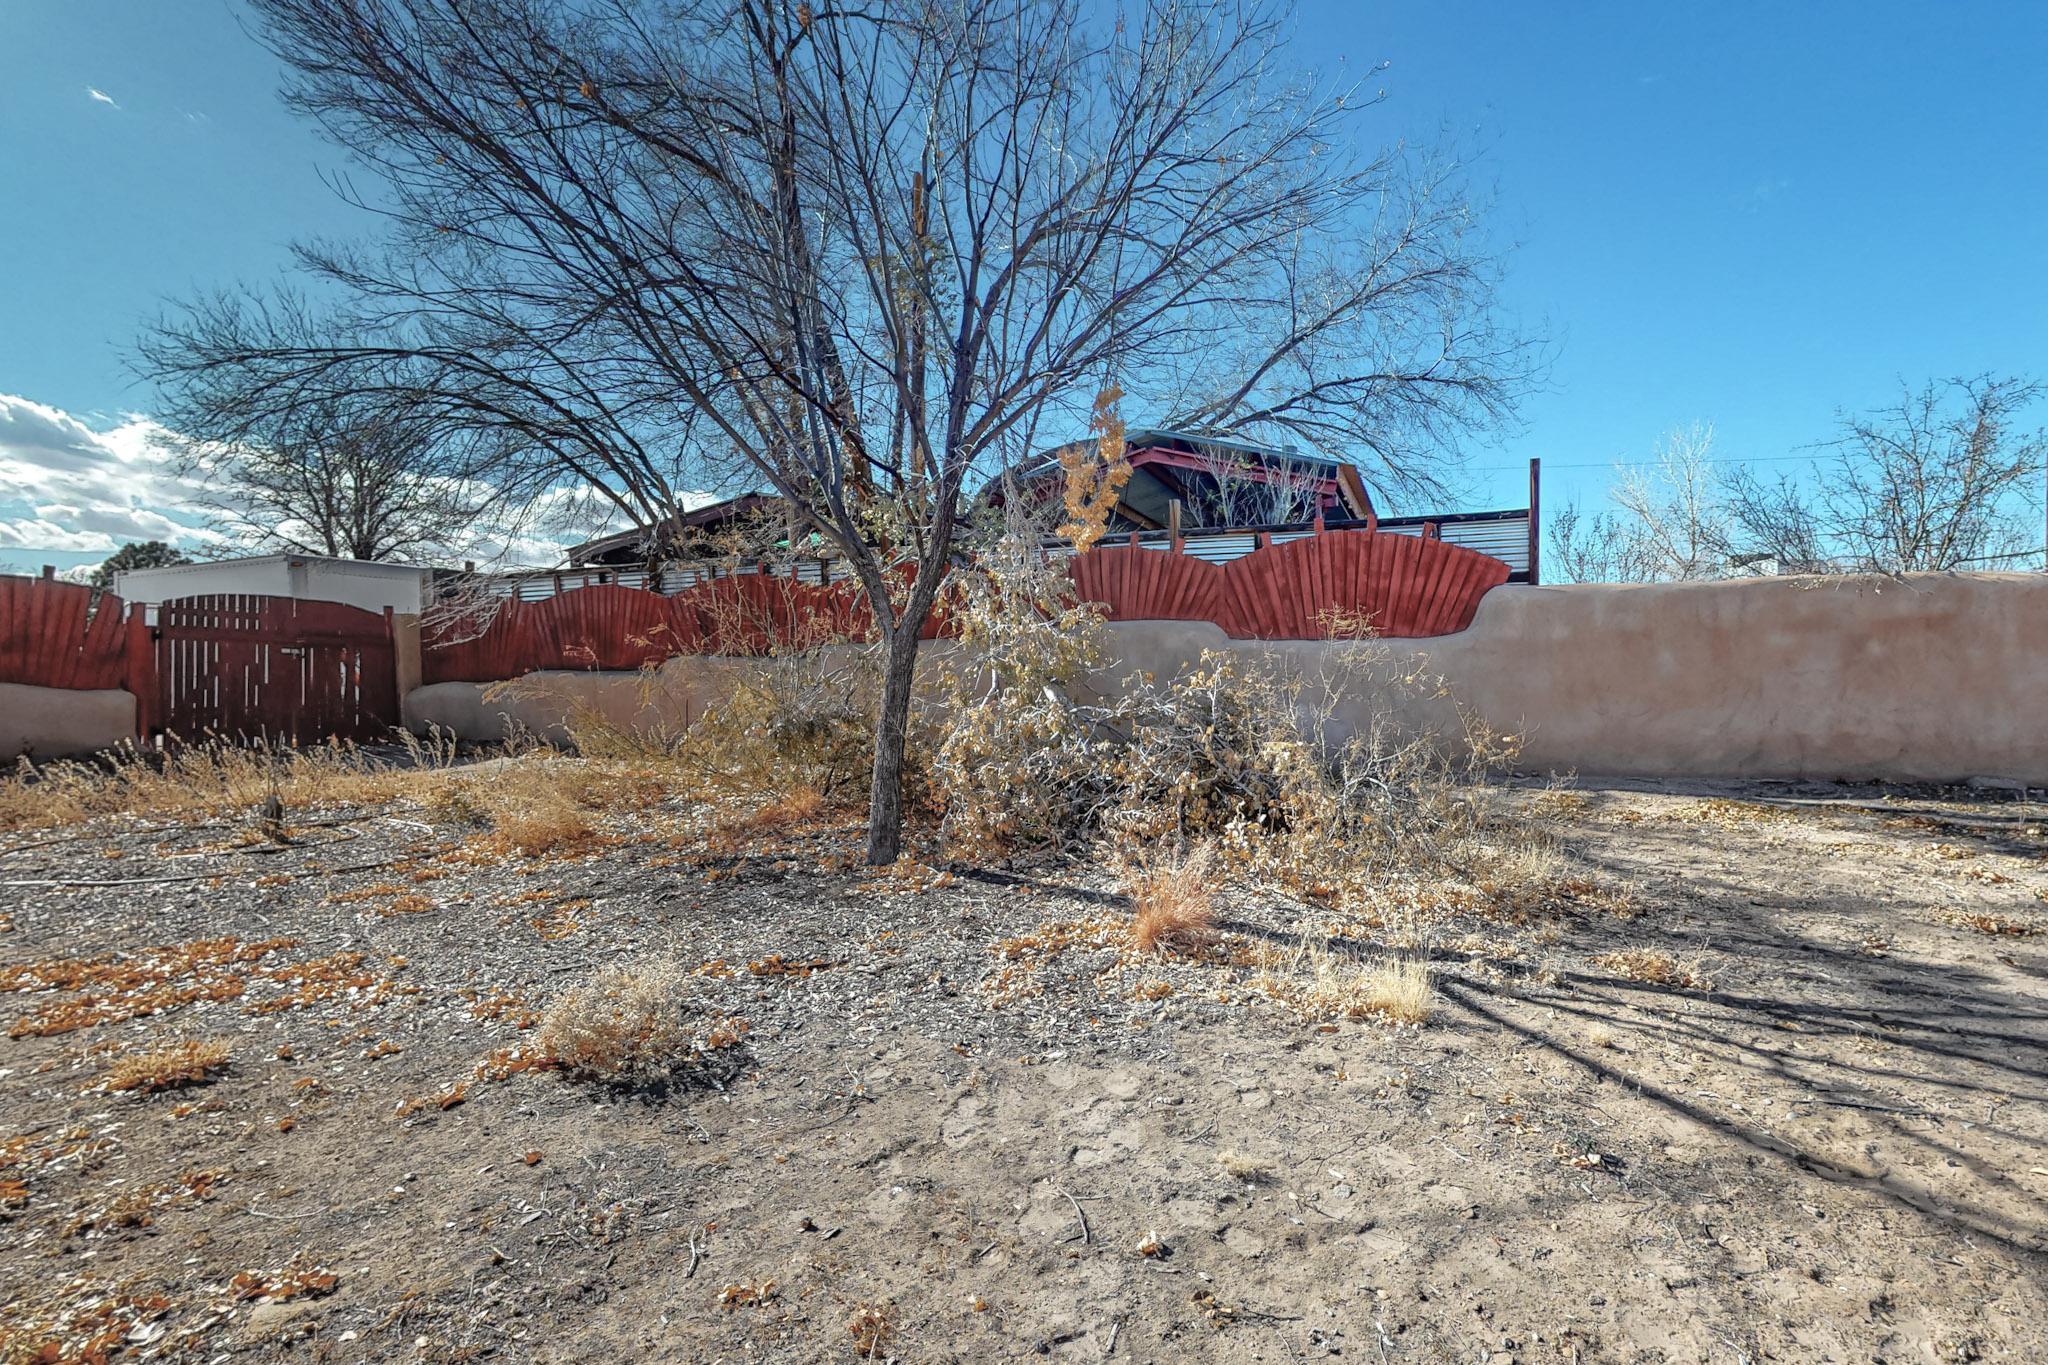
[87,87,120,109]
[0,395,217,556]
[0,392,627,574]
[0,519,117,553]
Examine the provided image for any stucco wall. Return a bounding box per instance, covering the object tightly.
[0,684,137,763]
[406,572,2048,785]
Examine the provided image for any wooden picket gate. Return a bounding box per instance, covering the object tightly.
[148,595,399,746]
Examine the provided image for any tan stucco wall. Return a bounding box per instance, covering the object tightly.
[406,572,2048,785]
[0,683,137,763]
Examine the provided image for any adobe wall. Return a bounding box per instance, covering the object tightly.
[404,572,2048,786]
[0,684,138,763]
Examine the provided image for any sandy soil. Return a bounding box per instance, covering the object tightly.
[1,777,2044,1363]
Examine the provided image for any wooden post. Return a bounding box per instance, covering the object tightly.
[124,603,156,743]
[1527,456,1542,585]
[1168,498,1183,552]
[40,564,55,580]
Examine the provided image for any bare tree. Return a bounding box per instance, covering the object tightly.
[1185,447,1333,527]
[1549,378,2045,583]
[1608,423,1731,579]
[1800,375,2045,572]
[187,0,1530,862]
[146,359,492,561]
[1544,502,1649,583]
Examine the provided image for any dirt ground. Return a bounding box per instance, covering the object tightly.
[1,773,2044,1363]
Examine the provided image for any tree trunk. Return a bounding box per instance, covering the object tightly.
[863,627,923,865]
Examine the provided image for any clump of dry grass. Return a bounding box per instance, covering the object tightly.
[1254,945,1433,1025]
[1361,957,1433,1024]
[1593,948,1714,991]
[436,754,676,857]
[490,790,600,856]
[535,959,747,1087]
[740,785,826,832]
[1218,1149,1272,1183]
[705,786,833,853]
[103,1040,231,1094]
[1123,844,1217,955]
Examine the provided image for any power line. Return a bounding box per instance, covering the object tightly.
[1466,452,1823,474]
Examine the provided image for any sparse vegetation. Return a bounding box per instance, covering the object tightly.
[1218,1150,1272,1183]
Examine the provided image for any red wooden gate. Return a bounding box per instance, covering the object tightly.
[152,595,398,745]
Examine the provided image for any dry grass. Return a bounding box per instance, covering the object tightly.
[1123,845,1217,955]
[1361,957,1433,1024]
[535,959,747,1087]
[705,786,833,852]
[439,755,677,857]
[1254,945,1433,1025]
[738,786,826,832]
[102,1040,231,1094]
[0,733,459,833]
[1593,948,1714,991]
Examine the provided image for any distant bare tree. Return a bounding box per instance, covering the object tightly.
[1544,503,1649,584]
[145,359,492,561]
[1549,378,2045,584]
[1799,375,2045,572]
[169,0,1531,862]
[1185,447,1333,527]
[1608,424,1732,579]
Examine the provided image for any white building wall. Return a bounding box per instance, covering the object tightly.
[114,555,431,615]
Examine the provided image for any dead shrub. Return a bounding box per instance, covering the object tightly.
[1123,845,1218,954]
[103,1040,231,1094]
[672,644,881,806]
[845,1302,896,1358]
[536,959,748,1088]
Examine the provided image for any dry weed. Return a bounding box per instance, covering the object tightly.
[536,959,747,1087]
[1217,1150,1271,1183]
[1593,948,1714,991]
[1937,908,2041,937]
[102,1040,231,1094]
[845,1302,896,1358]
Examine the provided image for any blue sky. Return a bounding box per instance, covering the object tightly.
[3,1,2045,572]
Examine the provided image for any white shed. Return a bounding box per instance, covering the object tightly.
[114,554,434,616]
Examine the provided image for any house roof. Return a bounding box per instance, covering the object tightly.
[567,492,778,566]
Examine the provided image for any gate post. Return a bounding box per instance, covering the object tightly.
[124,603,157,744]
